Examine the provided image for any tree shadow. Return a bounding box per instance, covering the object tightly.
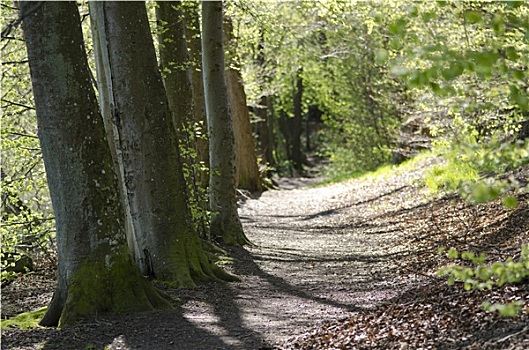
[23,304,261,350]
[228,246,371,314]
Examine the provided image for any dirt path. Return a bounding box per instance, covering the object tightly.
[3,159,528,349]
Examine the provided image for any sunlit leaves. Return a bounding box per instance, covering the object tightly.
[389,17,408,37]
[438,244,529,316]
[509,85,529,110]
[463,10,483,24]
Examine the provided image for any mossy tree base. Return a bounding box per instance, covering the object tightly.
[210,213,252,247]
[151,232,241,289]
[40,252,172,328]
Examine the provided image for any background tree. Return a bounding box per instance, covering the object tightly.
[90,1,234,285]
[202,0,249,245]
[155,1,209,239]
[21,1,171,327]
[224,16,262,192]
[183,0,210,190]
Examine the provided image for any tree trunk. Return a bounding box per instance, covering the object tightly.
[278,69,305,173]
[183,0,209,190]
[291,69,305,170]
[89,2,139,268]
[156,1,209,239]
[156,1,194,140]
[201,1,249,245]
[224,17,262,192]
[254,33,276,168]
[21,1,171,327]
[90,1,235,285]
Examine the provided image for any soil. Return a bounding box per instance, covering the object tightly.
[2,158,528,350]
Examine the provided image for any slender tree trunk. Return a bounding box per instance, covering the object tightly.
[183,0,209,190]
[90,1,235,285]
[278,69,305,173]
[201,1,249,245]
[224,17,262,192]
[254,34,276,168]
[291,69,305,170]
[156,1,209,239]
[22,1,171,327]
[156,1,194,140]
[255,95,275,167]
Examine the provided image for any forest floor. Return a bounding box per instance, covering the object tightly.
[1,157,529,350]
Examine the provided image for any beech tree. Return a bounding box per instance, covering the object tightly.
[90,1,234,285]
[224,16,262,192]
[202,1,249,245]
[183,0,210,190]
[156,1,194,140]
[21,1,171,327]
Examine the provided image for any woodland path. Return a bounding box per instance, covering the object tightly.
[2,159,528,349]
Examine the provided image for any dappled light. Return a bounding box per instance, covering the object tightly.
[2,1,528,349]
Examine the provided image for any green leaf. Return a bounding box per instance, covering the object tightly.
[429,82,446,97]
[441,62,465,81]
[472,51,500,77]
[389,37,402,50]
[512,69,525,81]
[375,49,389,64]
[510,85,529,110]
[421,11,437,23]
[504,47,519,62]
[389,18,408,36]
[505,1,525,8]
[502,196,518,209]
[492,14,505,34]
[464,10,483,24]
[448,248,459,259]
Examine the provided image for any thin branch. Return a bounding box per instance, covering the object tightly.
[1,99,35,111]
[7,132,38,139]
[1,1,44,41]
[2,60,29,65]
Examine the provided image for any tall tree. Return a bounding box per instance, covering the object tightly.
[156,1,194,140]
[254,32,276,169]
[202,1,249,245]
[156,1,209,239]
[224,16,262,192]
[21,1,171,327]
[279,68,306,173]
[90,1,234,285]
[183,0,210,190]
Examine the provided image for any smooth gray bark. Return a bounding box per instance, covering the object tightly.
[22,1,169,327]
[90,1,234,285]
[89,2,139,267]
[201,1,249,245]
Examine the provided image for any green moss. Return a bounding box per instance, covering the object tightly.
[1,307,47,330]
[59,247,172,327]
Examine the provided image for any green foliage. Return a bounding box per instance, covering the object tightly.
[179,121,211,239]
[438,245,529,316]
[1,4,56,268]
[230,1,404,177]
[424,137,529,203]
